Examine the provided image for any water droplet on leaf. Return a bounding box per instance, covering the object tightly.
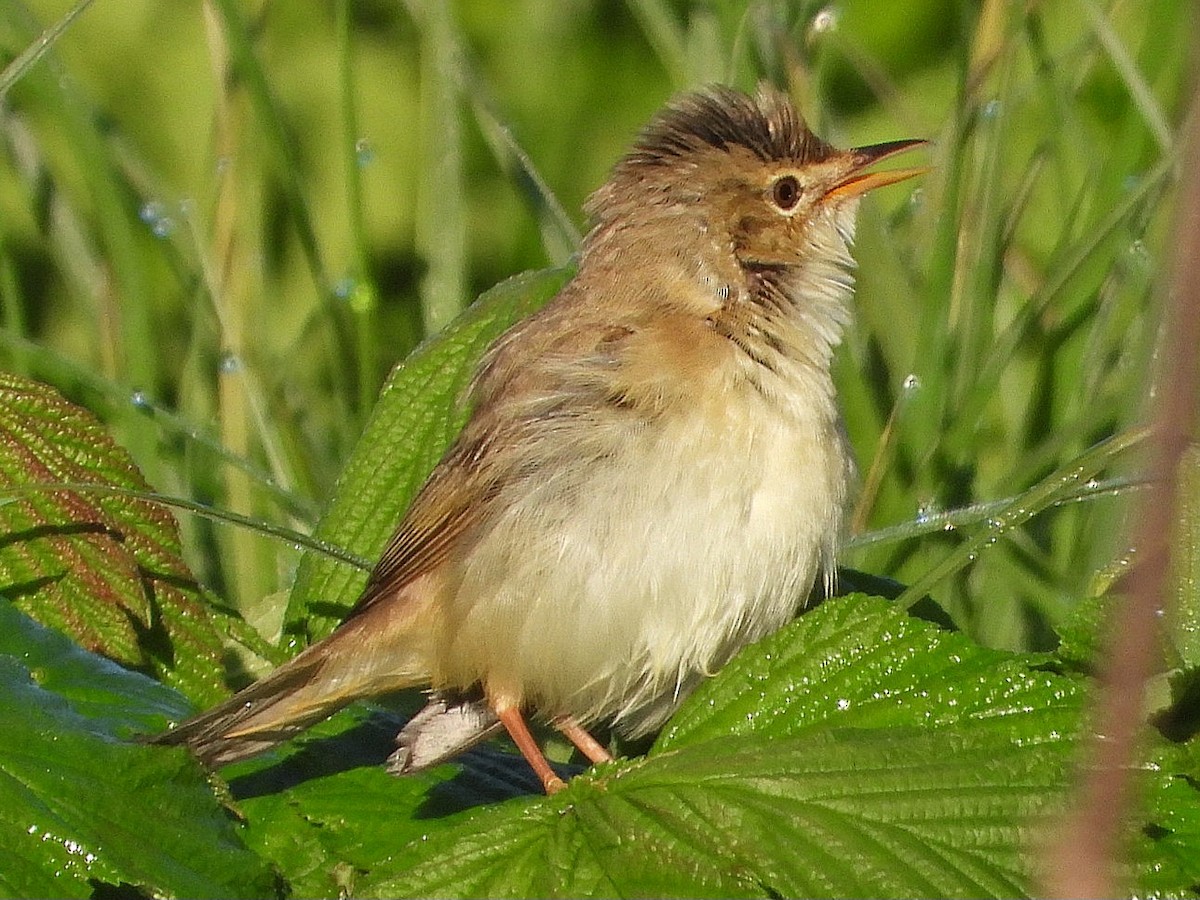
[355,138,375,167]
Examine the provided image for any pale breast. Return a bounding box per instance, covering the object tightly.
[437,374,850,734]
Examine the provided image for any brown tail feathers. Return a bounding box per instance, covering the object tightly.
[147,613,428,767]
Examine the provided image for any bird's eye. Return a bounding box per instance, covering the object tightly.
[771,175,801,212]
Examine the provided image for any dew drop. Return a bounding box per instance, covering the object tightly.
[355,138,375,167]
[809,5,840,34]
[1125,240,1152,274]
[130,389,150,410]
[138,200,163,224]
[902,373,921,393]
[139,200,176,238]
[218,351,242,374]
[982,98,1002,119]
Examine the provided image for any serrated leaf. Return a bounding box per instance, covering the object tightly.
[228,705,560,897]
[1133,739,1200,896]
[0,593,186,733]
[223,595,1084,898]
[0,598,276,899]
[363,719,1079,899]
[1053,590,1110,673]
[287,266,571,639]
[658,593,1074,749]
[0,374,232,704]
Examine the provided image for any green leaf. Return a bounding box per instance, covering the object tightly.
[658,593,1074,749]
[234,719,496,897]
[1140,785,1200,895]
[365,723,1078,899]
[0,374,234,704]
[224,595,1084,898]
[356,600,1085,900]
[217,699,555,897]
[286,265,571,638]
[0,598,276,899]
[1132,739,1200,895]
[1053,589,1111,673]
[0,594,185,734]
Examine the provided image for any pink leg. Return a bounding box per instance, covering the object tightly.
[555,716,613,764]
[494,703,566,794]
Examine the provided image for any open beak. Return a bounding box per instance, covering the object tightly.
[823,138,929,202]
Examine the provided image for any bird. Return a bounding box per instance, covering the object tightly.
[150,84,925,794]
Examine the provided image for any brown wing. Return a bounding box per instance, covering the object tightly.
[347,440,499,619]
[347,300,640,621]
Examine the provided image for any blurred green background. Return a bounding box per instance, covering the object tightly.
[0,0,1192,654]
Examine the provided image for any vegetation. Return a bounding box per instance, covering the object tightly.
[0,1,1195,897]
